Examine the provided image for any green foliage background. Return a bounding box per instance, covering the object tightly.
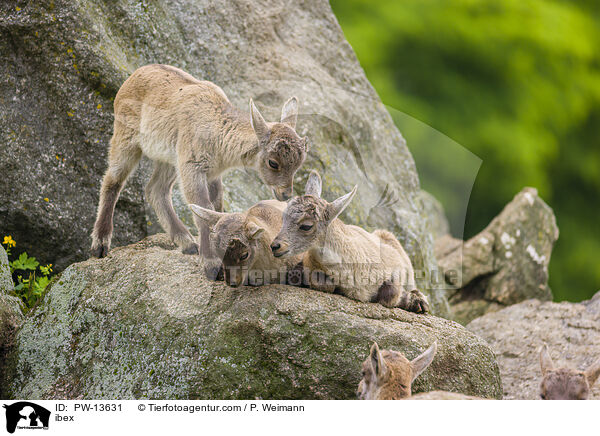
[331,0,600,302]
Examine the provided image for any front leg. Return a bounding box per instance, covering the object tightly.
[208,177,224,212]
[302,256,337,293]
[178,158,214,257]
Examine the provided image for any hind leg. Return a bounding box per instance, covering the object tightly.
[91,132,141,258]
[376,281,429,313]
[146,161,198,253]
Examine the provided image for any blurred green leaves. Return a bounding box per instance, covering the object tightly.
[331,0,600,301]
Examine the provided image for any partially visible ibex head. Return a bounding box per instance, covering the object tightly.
[190,205,265,287]
[249,97,308,201]
[539,344,600,400]
[270,170,357,258]
[357,341,437,400]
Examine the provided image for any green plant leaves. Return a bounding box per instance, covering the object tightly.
[10,252,40,273]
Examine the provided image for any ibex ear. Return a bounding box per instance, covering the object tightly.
[305,170,322,198]
[539,344,555,376]
[326,185,357,222]
[189,204,227,227]
[246,221,266,240]
[369,342,388,381]
[249,98,269,141]
[410,342,437,383]
[280,96,298,129]
[584,357,600,387]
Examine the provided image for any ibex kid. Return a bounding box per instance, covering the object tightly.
[539,344,600,400]
[189,200,302,287]
[91,64,308,258]
[357,341,437,400]
[270,170,429,313]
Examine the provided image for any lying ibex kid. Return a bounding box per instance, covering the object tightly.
[91,64,308,258]
[357,341,437,399]
[539,344,600,400]
[270,170,429,313]
[190,200,302,287]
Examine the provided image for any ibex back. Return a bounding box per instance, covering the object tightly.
[91,64,308,258]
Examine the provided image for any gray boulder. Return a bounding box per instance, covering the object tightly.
[436,188,558,324]
[468,292,600,400]
[418,190,450,240]
[0,245,25,399]
[0,244,13,295]
[4,234,501,400]
[0,0,444,314]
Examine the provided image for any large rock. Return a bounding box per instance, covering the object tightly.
[0,245,25,399]
[4,235,501,400]
[0,244,13,295]
[436,188,558,324]
[467,292,600,400]
[418,190,450,240]
[0,0,444,314]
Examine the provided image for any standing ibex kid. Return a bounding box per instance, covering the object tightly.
[91,64,308,258]
[270,170,429,313]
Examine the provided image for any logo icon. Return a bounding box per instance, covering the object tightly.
[3,402,50,434]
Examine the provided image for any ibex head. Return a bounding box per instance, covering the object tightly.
[539,344,600,400]
[249,97,308,201]
[270,170,357,258]
[190,205,266,287]
[357,341,437,400]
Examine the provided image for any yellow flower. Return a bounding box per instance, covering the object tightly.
[44,197,49,202]
[3,235,16,248]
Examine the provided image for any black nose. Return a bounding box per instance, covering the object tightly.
[271,242,281,253]
[281,192,291,200]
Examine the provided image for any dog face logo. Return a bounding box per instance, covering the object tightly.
[3,402,50,433]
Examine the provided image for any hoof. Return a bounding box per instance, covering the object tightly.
[204,263,224,281]
[410,290,430,314]
[90,243,110,258]
[181,242,200,255]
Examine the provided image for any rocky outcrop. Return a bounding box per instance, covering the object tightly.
[0,0,444,314]
[435,188,558,324]
[418,190,450,240]
[0,245,25,399]
[467,292,600,400]
[0,245,13,295]
[3,235,501,400]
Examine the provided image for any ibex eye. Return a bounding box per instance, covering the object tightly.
[299,224,313,231]
[268,160,279,170]
[240,252,249,260]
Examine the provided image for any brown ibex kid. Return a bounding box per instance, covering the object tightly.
[357,341,437,400]
[189,200,302,287]
[270,170,429,313]
[539,344,600,400]
[91,64,308,258]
